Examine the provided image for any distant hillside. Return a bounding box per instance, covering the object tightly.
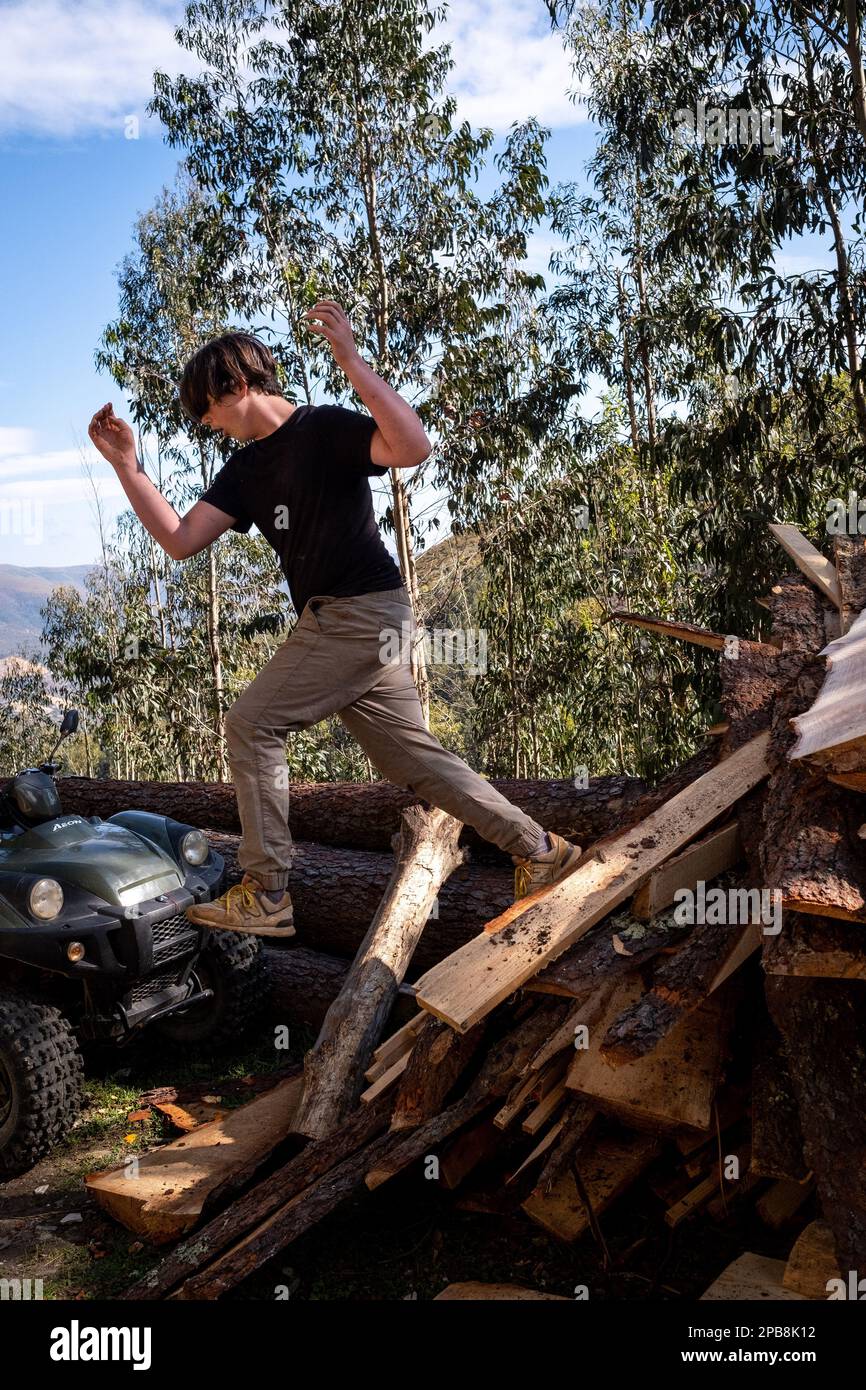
[0,563,94,659]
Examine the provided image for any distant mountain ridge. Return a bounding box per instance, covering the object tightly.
[0,563,94,660]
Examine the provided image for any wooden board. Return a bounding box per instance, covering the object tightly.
[769,524,842,609]
[565,976,731,1133]
[631,822,742,921]
[610,609,728,650]
[522,1130,660,1242]
[414,733,770,1032]
[783,1220,841,1299]
[85,1074,304,1244]
[701,1253,808,1301]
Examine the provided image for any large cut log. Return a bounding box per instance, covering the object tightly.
[124,1094,393,1300]
[210,834,512,972]
[833,533,866,633]
[42,771,646,853]
[414,733,770,1033]
[293,806,467,1140]
[750,1016,809,1181]
[762,912,866,980]
[765,975,866,1279]
[760,650,866,921]
[762,572,829,652]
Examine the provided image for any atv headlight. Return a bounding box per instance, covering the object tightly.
[180,830,209,866]
[29,878,64,920]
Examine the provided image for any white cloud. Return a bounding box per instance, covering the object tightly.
[0,0,586,141]
[0,0,187,137]
[0,447,92,481]
[0,427,37,457]
[430,0,588,132]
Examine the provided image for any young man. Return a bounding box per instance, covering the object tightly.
[88,299,579,936]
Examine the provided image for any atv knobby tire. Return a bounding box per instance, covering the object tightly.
[155,931,268,1046]
[0,992,85,1177]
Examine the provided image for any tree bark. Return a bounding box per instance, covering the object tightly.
[45,770,647,853]
[293,806,467,1140]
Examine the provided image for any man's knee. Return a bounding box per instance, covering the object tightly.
[224,702,259,750]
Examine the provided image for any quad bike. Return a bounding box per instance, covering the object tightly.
[0,709,267,1176]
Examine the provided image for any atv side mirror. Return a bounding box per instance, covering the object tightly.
[60,710,79,737]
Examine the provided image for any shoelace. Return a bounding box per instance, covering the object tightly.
[514,860,534,898]
[218,880,260,913]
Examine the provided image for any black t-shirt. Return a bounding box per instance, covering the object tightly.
[199,402,403,616]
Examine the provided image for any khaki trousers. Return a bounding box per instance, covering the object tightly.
[223,585,545,890]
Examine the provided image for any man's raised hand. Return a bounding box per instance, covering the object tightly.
[88,403,137,470]
[302,299,359,367]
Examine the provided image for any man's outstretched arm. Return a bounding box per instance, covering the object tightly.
[303,299,431,469]
[87,403,234,560]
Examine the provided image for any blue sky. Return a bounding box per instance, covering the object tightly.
[0,0,829,570]
[0,0,596,569]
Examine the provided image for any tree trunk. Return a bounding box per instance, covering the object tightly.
[293,806,467,1139]
[46,770,648,853]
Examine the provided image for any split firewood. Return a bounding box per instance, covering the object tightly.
[170,1126,402,1300]
[701,1253,807,1300]
[123,1094,394,1300]
[610,609,735,651]
[600,895,762,1068]
[528,905,690,999]
[630,822,742,921]
[566,974,734,1133]
[531,1098,597,1197]
[389,1015,486,1132]
[783,1220,841,1299]
[522,1129,661,1243]
[294,806,467,1140]
[364,999,572,1191]
[755,1177,815,1230]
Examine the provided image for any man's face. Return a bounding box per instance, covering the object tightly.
[201,385,253,441]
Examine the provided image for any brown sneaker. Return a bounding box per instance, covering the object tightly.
[185,873,295,937]
[512,833,582,902]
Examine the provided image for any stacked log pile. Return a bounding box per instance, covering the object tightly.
[73,526,866,1300]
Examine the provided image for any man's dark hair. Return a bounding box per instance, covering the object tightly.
[179,332,283,422]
